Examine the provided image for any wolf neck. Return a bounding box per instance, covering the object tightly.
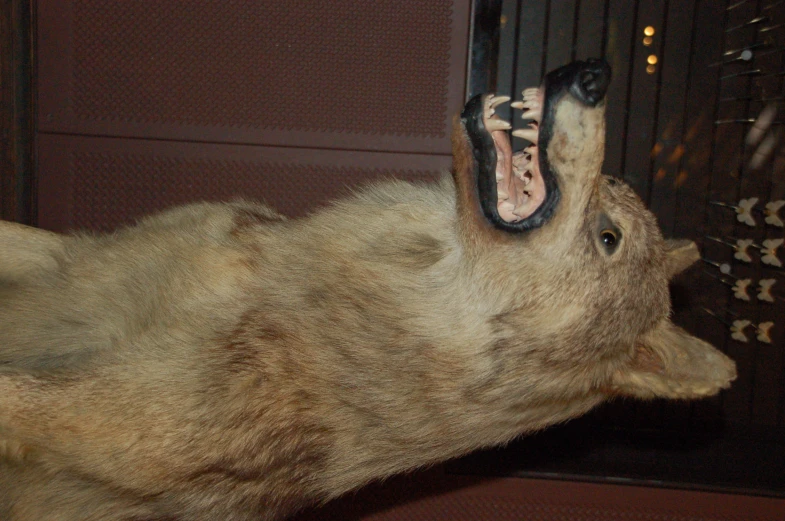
[266,183,606,499]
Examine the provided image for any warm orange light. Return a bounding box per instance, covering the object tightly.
[646,64,657,74]
[667,144,686,164]
[647,55,658,65]
[674,170,689,188]
[643,36,653,46]
[644,26,655,36]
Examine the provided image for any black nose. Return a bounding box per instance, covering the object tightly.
[573,58,611,106]
[544,58,612,107]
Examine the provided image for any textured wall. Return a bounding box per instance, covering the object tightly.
[35,0,469,230]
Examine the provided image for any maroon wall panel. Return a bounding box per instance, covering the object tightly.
[292,469,785,521]
[36,134,448,232]
[36,0,469,154]
[35,0,469,231]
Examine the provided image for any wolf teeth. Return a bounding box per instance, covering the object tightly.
[512,127,538,143]
[521,109,541,121]
[516,170,532,185]
[512,100,540,108]
[511,96,542,123]
[489,95,511,109]
[485,95,511,118]
[486,119,512,132]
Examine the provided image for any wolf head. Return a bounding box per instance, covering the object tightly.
[452,59,735,401]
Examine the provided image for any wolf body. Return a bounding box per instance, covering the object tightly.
[0,60,735,520]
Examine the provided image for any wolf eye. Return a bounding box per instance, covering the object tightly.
[601,229,617,247]
[596,214,622,255]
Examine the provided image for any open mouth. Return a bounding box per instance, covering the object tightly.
[460,59,611,233]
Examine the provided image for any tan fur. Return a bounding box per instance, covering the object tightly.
[0,86,734,520]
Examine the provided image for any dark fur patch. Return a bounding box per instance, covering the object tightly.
[231,209,285,236]
[222,314,287,374]
[369,233,445,269]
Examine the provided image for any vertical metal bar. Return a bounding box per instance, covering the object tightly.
[493,0,522,122]
[467,0,504,100]
[1,0,34,225]
[571,0,582,62]
[619,0,640,183]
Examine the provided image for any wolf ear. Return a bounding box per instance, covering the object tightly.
[664,239,700,279]
[610,320,736,400]
[0,221,65,280]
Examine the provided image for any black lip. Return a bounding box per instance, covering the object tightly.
[461,58,611,234]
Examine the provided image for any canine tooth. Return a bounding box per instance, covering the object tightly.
[523,88,539,99]
[490,95,511,108]
[521,109,541,121]
[497,186,509,200]
[512,128,538,143]
[486,119,512,132]
[496,170,504,181]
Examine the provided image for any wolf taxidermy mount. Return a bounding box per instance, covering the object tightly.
[0,59,736,520]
